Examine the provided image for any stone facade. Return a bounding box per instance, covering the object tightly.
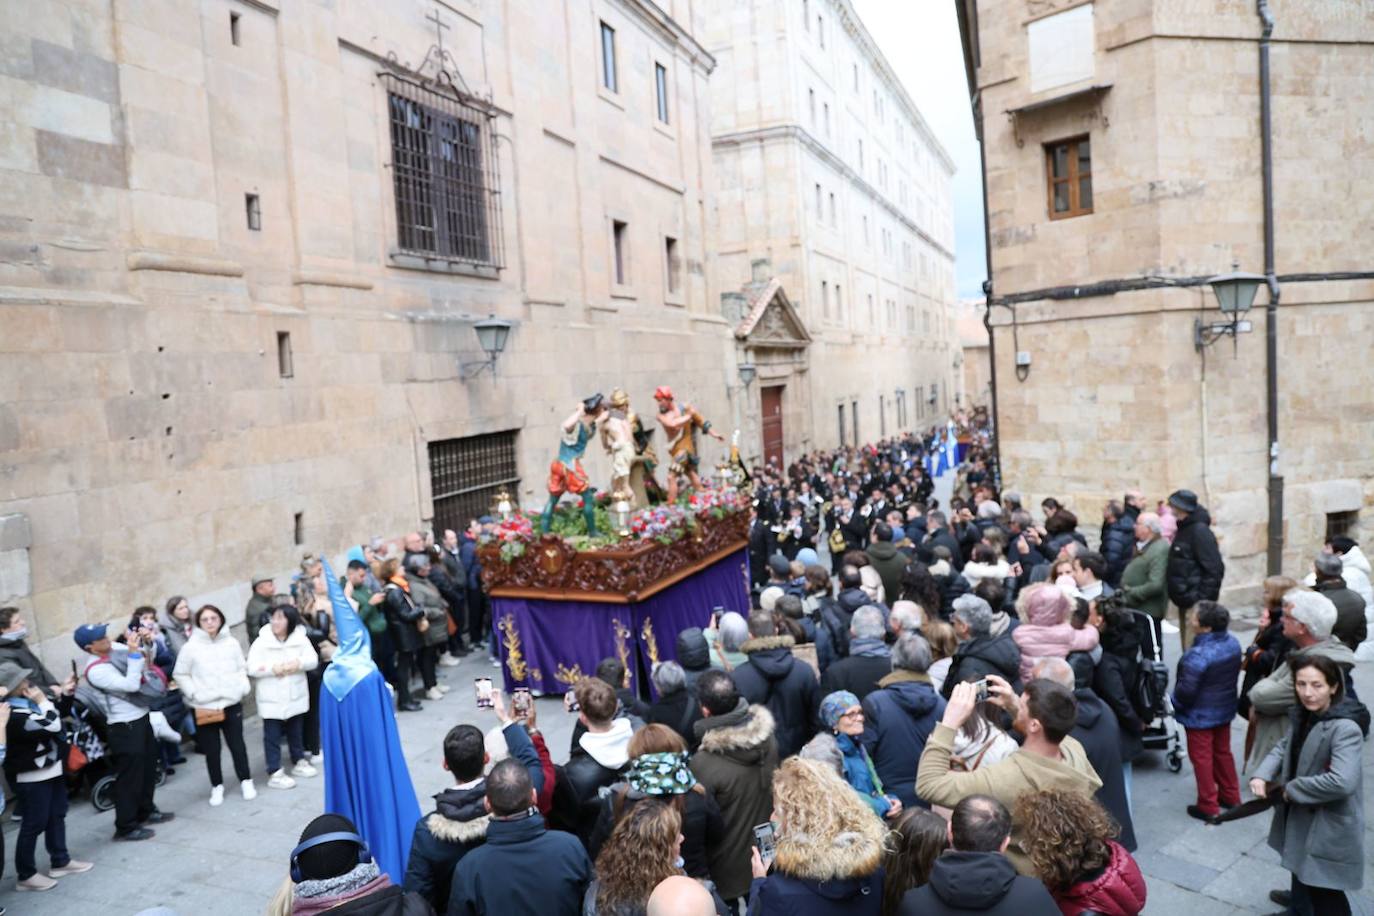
[702,0,960,460]
[956,298,991,410]
[0,0,731,668]
[958,0,1374,601]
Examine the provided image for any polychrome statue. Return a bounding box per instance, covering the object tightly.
[541,394,605,535]
[653,385,724,503]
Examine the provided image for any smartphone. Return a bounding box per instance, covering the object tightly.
[752,823,777,867]
[972,678,990,703]
[563,690,580,713]
[511,687,532,719]
[474,677,494,709]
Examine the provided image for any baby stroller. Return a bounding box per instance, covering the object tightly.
[64,695,166,812]
[1129,607,1185,772]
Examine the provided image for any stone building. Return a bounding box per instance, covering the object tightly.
[955,298,991,410]
[702,0,961,466]
[0,0,730,664]
[957,0,1374,600]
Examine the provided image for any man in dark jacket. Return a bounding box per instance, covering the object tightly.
[676,626,712,690]
[290,813,435,915]
[861,633,946,809]
[942,595,1022,699]
[917,510,965,571]
[690,670,778,906]
[1311,552,1368,651]
[1039,656,1137,851]
[403,707,544,912]
[562,678,632,845]
[1099,499,1137,588]
[896,795,1059,915]
[244,574,275,643]
[864,522,907,609]
[1165,489,1224,650]
[449,758,591,916]
[835,566,870,621]
[819,606,891,701]
[732,612,818,758]
[0,607,73,699]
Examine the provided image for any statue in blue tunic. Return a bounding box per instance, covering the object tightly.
[540,393,607,536]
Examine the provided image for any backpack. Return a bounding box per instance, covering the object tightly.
[1131,657,1168,723]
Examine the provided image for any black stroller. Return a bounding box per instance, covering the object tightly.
[1129,607,1185,772]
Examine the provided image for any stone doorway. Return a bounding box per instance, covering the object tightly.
[761,385,784,469]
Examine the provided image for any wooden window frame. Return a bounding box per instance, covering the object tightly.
[1045,135,1093,220]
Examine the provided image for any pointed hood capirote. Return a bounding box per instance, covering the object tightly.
[770,757,886,882]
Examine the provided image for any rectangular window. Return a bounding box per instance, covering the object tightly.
[1046,135,1092,219]
[862,214,869,244]
[835,284,843,318]
[808,88,816,125]
[852,62,859,91]
[857,138,864,169]
[1327,510,1359,542]
[823,103,830,137]
[867,293,874,322]
[230,11,241,46]
[664,236,680,294]
[837,404,845,446]
[600,22,618,92]
[655,63,670,124]
[879,395,886,436]
[818,15,825,47]
[276,331,293,379]
[245,193,261,231]
[814,182,822,216]
[804,0,810,31]
[385,82,503,267]
[428,431,521,536]
[821,280,830,318]
[828,192,836,226]
[851,400,859,444]
[293,512,304,546]
[612,220,628,285]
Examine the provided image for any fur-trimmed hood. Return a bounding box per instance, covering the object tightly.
[426,783,491,843]
[741,634,795,653]
[696,700,775,758]
[426,810,489,844]
[771,761,886,882]
[774,828,885,883]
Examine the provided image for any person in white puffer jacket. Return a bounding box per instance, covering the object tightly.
[247,606,319,789]
[171,605,254,806]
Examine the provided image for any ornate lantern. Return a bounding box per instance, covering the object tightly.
[493,487,514,522]
[609,490,633,538]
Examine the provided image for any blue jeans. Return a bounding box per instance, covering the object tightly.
[14,775,70,880]
[263,715,306,774]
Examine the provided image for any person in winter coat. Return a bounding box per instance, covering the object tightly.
[704,612,749,672]
[689,670,779,905]
[1164,490,1225,651]
[731,612,818,758]
[864,523,906,610]
[860,633,946,810]
[403,695,544,913]
[1116,513,1171,656]
[917,510,965,572]
[746,757,886,916]
[818,607,890,701]
[281,813,436,916]
[1,661,94,892]
[676,627,712,691]
[1244,589,1357,776]
[1307,535,1374,618]
[172,605,256,805]
[1098,500,1137,589]
[896,794,1059,916]
[1089,607,1146,786]
[587,799,729,916]
[158,596,195,662]
[1169,601,1242,821]
[1011,585,1099,684]
[0,607,71,700]
[1308,552,1368,652]
[405,553,449,702]
[1015,789,1147,916]
[820,690,901,820]
[565,678,634,845]
[1251,653,1369,916]
[586,725,724,880]
[928,547,971,617]
[450,758,591,916]
[942,595,1022,699]
[645,661,703,750]
[880,808,948,916]
[961,544,1012,592]
[1239,577,1296,737]
[247,606,320,791]
[380,558,427,712]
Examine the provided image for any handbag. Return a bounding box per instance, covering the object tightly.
[195,707,226,726]
[65,743,89,773]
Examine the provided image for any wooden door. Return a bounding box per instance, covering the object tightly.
[761,385,784,469]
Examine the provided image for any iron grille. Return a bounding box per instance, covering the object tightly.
[382,72,505,269]
[428,431,520,535]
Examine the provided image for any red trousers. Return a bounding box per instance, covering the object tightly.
[1185,723,1241,814]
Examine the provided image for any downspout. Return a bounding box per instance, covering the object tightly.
[1258,0,1283,576]
[975,96,1001,490]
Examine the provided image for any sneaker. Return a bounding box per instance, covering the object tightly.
[17,873,58,891]
[291,761,318,779]
[437,653,460,668]
[113,827,155,841]
[398,701,423,712]
[425,686,445,701]
[267,770,296,790]
[490,658,502,669]
[1268,890,1291,906]
[142,809,175,825]
[1186,804,1218,823]
[241,778,259,799]
[48,860,93,878]
[435,683,451,694]
[209,785,224,807]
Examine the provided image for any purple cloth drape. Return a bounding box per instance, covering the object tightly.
[492,548,750,696]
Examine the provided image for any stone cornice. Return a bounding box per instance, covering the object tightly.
[712,124,954,262]
[610,0,716,74]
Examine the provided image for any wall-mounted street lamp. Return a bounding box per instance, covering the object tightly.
[737,362,757,388]
[461,314,513,379]
[1195,264,1263,352]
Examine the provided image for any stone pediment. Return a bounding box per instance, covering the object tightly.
[734,278,811,349]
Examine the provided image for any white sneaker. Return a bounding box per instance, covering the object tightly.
[267,770,296,790]
[209,785,225,807]
[435,683,451,694]
[241,778,259,799]
[17,873,57,891]
[437,653,460,667]
[291,761,318,778]
[425,686,445,701]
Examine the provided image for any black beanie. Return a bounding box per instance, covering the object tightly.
[296,813,364,881]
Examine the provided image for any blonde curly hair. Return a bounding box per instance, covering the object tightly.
[1012,788,1116,891]
[593,799,683,913]
[771,757,886,882]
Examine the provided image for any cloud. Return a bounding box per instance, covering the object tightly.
[852,0,986,300]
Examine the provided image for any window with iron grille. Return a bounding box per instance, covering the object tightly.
[428,431,521,536]
[383,73,504,269]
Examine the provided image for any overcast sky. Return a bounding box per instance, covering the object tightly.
[852,0,986,300]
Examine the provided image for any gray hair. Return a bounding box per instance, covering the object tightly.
[651,660,686,697]
[404,553,431,573]
[1137,512,1162,536]
[1283,589,1337,641]
[1010,510,1033,529]
[951,594,993,637]
[719,611,749,652]
[797,733,844,776]
[1031,656,1075,688]
[977,500,1003,520]
[1314,553,1345,580]
[927,510,948,528]
[1002,490,1022,508]
[889,601,923,635]
[851,605,886,640]
[892,633,933,673]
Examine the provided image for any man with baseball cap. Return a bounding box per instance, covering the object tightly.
[75,622,174,841]
[1164,489,1225,651]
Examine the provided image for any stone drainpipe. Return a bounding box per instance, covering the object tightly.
[1257,0,1283,576]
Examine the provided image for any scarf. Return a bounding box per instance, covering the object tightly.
[627,751,695,796]
[836,732,885,797]
[388,572,410,593]
[292,862,390,916]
